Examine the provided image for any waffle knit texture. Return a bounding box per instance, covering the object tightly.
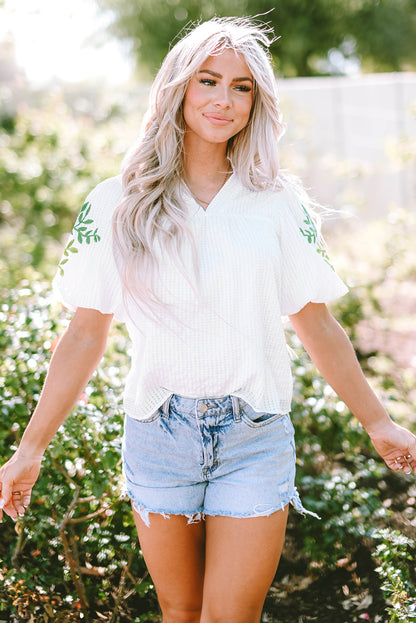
[53,174,348,420]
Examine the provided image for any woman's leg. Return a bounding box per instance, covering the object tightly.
[133,507,206,623]
[200,507,289,623]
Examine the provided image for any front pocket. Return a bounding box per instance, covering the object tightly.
[139,406,163,423]
[240,410,285,429]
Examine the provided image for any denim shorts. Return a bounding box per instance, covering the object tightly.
[122,395,317,526]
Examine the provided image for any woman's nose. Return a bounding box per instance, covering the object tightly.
[213,86,231,108]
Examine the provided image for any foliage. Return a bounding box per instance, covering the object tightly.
[0,94,128,284]
[0,284,159,621]
[95,0,416,77]
[373,528,416,621]
[287,322,389,568]
[285,206,416,571]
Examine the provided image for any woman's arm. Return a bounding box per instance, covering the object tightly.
[0,307,113,520]
[289,302,416,473]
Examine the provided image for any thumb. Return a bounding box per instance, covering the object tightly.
[0,480,12,515]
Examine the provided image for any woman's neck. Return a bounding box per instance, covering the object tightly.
[183,141,229,174]
[182,140,232,209]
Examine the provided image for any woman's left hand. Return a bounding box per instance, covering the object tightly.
[367,421,416,474]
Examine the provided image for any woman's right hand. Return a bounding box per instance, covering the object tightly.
[0,451,43,521]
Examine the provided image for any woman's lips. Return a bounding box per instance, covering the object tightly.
[203,113,232,125]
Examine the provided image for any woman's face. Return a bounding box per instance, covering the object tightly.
[183,49,254,148]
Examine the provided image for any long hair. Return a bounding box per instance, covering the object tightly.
[113,16,288,317]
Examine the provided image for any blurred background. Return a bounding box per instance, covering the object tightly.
[1,0,415,274]
[0,1,416,621]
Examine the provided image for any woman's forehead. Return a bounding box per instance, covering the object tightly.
[197,49,252,76]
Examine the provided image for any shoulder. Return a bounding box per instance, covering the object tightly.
[87,174,123,206]
[245,181,298,218]
[230,175,308,228]
[83,175,123,227]
[231,175,291,209]
[263,180,312,226]
[69,176,123,244]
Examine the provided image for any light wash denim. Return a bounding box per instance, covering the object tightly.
[122,394,318,526]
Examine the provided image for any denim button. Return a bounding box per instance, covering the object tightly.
[199,404,208,413]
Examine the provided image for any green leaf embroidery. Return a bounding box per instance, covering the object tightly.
[299,205,318,244]
[58,202,101,276]
[299,205,335,271]
[73,202,102,245]
[317,246,335,270]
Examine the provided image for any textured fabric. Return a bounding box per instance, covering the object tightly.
[53,176,126,322]
[53,173,348,420]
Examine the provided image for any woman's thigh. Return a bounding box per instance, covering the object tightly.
[201,507,289,623]
[133,507,206,621]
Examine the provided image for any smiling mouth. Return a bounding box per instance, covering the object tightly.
[203,113,232,124]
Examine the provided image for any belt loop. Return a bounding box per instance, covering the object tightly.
[231,395,241,422]
[162,394,172,419]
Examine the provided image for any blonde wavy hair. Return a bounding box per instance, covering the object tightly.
[113,16,292,317]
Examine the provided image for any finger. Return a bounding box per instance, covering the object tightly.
[0,482,18,520]
[392,454,415,474]
[21,492,31,509]
[12,492,27,518]
[401,454,416,474]
[392,459,404,471]
[405,455,416,474]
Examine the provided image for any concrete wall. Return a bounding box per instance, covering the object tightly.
[278,73,416,217]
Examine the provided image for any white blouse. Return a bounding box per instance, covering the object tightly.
[53,174,348,420]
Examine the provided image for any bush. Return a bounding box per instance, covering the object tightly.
[287,324,390,569]
[0,92,138,287]
[0,283,158,621]
[373,528,416,621]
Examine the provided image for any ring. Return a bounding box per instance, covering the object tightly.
[12,491,22,495]
[394,455,412,471]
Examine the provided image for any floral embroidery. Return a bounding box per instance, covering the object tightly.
[299,205,334,271]
[73,201,101,244]
[58,238,78,276]
[299,206,318,244]
[58,201,101,276]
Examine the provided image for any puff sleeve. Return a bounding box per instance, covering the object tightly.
[52,176,126,322]
[276,186,348,316]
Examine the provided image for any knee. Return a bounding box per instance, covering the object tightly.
[200,606,261,623]
[160,604,202,623]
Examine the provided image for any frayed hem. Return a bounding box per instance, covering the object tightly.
[131,502,205,527]
[129,486,320,526]
[203,489,320,520]
[290,487,321,519]
[203,507,283,519]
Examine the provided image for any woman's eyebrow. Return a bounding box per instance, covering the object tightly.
[198,69,253,83]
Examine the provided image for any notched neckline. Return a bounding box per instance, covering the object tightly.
[184,172,236,215]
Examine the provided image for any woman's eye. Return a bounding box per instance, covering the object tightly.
[235,85,251,92]
[200,79,216,86]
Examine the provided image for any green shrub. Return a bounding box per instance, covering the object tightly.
[0,283,158,621]
[373,528,416,622]
[0,94,134,287]
[286,324,391,569]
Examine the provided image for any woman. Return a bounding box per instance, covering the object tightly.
[1,17,415,623]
